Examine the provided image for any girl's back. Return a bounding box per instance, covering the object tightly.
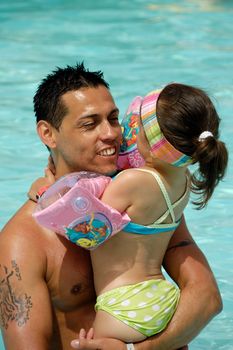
[91,167,190,296]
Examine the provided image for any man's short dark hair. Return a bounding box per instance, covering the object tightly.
[34,62,109,129]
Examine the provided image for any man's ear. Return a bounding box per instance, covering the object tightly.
[37,120,57,149]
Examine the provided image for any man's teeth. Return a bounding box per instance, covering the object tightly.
[99,148,115,156]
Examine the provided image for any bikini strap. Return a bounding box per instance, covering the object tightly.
[127,168,176,223]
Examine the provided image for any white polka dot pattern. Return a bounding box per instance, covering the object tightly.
[95,278,180,337]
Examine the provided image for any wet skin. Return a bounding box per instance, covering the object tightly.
[0,85,122,349]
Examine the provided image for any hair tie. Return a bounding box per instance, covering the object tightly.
[198,131,214,141]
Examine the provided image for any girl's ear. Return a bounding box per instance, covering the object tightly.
[37,121,57,149]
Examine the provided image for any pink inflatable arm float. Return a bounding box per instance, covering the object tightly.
[33,172,130,250]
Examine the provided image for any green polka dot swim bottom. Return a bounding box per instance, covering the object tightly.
[95,279,180,337]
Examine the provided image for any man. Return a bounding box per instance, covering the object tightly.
[0,63,222,350]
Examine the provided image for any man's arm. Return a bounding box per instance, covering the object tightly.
[0,218,53,350]
[136,215,222,350]
[72,216,222,350]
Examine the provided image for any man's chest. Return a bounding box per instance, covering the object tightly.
[46,235,96,312]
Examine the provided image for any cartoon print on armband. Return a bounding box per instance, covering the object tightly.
[65,212,112,249]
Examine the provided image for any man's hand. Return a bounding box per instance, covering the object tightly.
[70,333,188,350]
[71,338,127,349]
[71,328,127,350]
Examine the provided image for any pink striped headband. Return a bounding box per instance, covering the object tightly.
[140,89,192,167]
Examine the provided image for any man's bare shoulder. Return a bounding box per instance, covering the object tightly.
[1,199,54,241]
[0,200,55,269]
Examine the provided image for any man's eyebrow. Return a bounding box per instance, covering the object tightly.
[79,108,119,120]
[79,113,99,120]
[109,107,119,115]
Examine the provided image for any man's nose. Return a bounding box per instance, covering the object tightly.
[100,121,119,140]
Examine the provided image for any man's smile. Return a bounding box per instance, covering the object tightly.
[98,147,117,156]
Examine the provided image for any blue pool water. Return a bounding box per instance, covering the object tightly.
[0,1,233,349]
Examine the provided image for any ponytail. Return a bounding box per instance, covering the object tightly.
[191,137,228,208]
[157,83,228,208]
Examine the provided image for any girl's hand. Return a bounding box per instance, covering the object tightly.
[27,167,55,202]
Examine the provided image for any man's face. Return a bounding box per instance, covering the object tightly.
[52,85,122,177]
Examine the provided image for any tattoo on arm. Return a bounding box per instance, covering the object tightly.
[167,239,194,252]
[0,260,33,329]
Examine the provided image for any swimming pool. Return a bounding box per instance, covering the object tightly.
[0,0,233,348]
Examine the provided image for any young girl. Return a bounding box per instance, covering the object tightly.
[32,83,228,344]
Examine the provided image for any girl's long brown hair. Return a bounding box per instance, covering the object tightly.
[157,83,228,208]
